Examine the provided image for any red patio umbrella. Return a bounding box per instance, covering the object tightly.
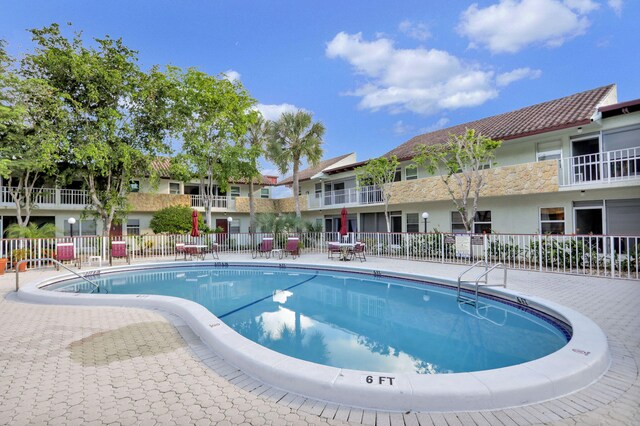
[340,207,348,237]
[191,210,200,237]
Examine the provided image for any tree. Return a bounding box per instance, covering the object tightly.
[354,155,399,232]
[242,114,269,233]
[169,67,256,227]
[21,24,177,237]
[4,222,57,239]
[0,40,67,227]
[413,128,502,232]
[267,111,325,218]
[150,205,204,234]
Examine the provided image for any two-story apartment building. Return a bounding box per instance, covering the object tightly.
[281,84,640,236]
[0,159,278,237]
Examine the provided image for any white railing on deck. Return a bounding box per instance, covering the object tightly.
[1,232,637,280]
[309,185,383,209]
[558,147,640,186]
[0,186,89,206]
[190,195,235,210]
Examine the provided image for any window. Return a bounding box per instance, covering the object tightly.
[260,188,270,199]
[406,213,419,233]
[169,182,180,194]
[405,167,418,180]
[229,219,240,234]
[315,218,323,230]
[393,167,401,182]
[129,180,140,192]
[537,140,562,162]
[451,211,492,233]
[65,219,97,236]
[126,219,141,236]
[540,207,565,234]
[314,183,322,198]
[230,186,240,198]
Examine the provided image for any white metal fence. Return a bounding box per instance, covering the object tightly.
[1,232,637,279]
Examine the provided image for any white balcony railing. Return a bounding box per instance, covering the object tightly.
[309,185,384,209]
[190,195,236,211]
[559,147,640,187]
[0,186,89,207]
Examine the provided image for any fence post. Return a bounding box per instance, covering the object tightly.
[610,236,615,279]
[483,234,488,265]
[538,234,543,272]
[441,233,445,263]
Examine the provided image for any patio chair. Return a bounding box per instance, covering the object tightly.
[208,243,219,260]
[110,240,130,265]
[175,243,186,261]
[281,237,300,259]
[328,242,341,259]
[55,242,80,268]
[185,245,205,261]
[349,242,366,262]
[252,237,274,259]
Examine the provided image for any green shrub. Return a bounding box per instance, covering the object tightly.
[150,205,204,234]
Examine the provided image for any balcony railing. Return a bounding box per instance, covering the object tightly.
[558,147,640,187]
[190,195,236,211]
[0,186,89,207]
[309,185,383,209]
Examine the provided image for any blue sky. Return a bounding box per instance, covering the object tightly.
[1,0,637,193]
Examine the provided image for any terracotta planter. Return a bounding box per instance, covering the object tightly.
[0,258,7,275]
[17,262,27,272]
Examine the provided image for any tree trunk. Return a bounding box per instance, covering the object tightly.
[249,180,255,233]
[292,160,301,218]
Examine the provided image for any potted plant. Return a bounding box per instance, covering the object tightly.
[11,248,32,272]
[0,257,7,275]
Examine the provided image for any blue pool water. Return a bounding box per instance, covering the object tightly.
[47,265,571,374]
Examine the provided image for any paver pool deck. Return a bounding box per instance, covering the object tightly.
[1,254,638,425]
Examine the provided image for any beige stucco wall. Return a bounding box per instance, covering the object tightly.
[388,160,559,205]
[128,193,190,212]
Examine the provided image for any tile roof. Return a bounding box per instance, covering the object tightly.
[384,84,616,161]
[151,157,278,185]
[278,153,355,185]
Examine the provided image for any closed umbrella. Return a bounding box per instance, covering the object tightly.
[191,210,200,238]
[340,207,348,238]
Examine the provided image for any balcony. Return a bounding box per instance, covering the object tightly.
[558,147,640,187]
[0,186,89,208]
[308,185,383,209]
[190,195,236,211]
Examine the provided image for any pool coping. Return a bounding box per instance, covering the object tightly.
[17,261,611,412]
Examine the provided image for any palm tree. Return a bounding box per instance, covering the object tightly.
[267,111,325,218]
[5,222,57,238]
[243,114,270,233]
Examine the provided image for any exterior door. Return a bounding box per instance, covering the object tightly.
[110,222,123,238]
[215,219,229,244]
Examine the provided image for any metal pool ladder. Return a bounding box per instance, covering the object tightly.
[15,258,102,293]
[457,260,507,305]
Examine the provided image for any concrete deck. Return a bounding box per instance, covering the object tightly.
[1,254,638,425]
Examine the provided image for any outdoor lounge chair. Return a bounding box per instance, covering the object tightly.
[349,242,366,262]
[110,240,130,265]
[56,242,80,268]
[208,243,219,260]
[252,237,274,259]
[282,237,300,259]
[175,243,186,261]
[328,242,341,259]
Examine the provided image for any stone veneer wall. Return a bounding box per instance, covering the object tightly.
[234,197,278,213]
[388,160,559,205]
[128,193,191,212]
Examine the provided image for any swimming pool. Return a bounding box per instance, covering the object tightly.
[45,265,570,374]
[19,261,610,411]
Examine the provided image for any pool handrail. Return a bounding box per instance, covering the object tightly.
[15,258,100,293]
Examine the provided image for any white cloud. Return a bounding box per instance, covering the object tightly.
[421,118,450,133]
[222,69,241,82]
[326,31,506,115]
[254,103,305,121]
[399,20,431,41]
[564,0,599,13]
[496,67,542,87]
[393,120,414,136]
[608,0,623,15]
[458,0,594,53]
